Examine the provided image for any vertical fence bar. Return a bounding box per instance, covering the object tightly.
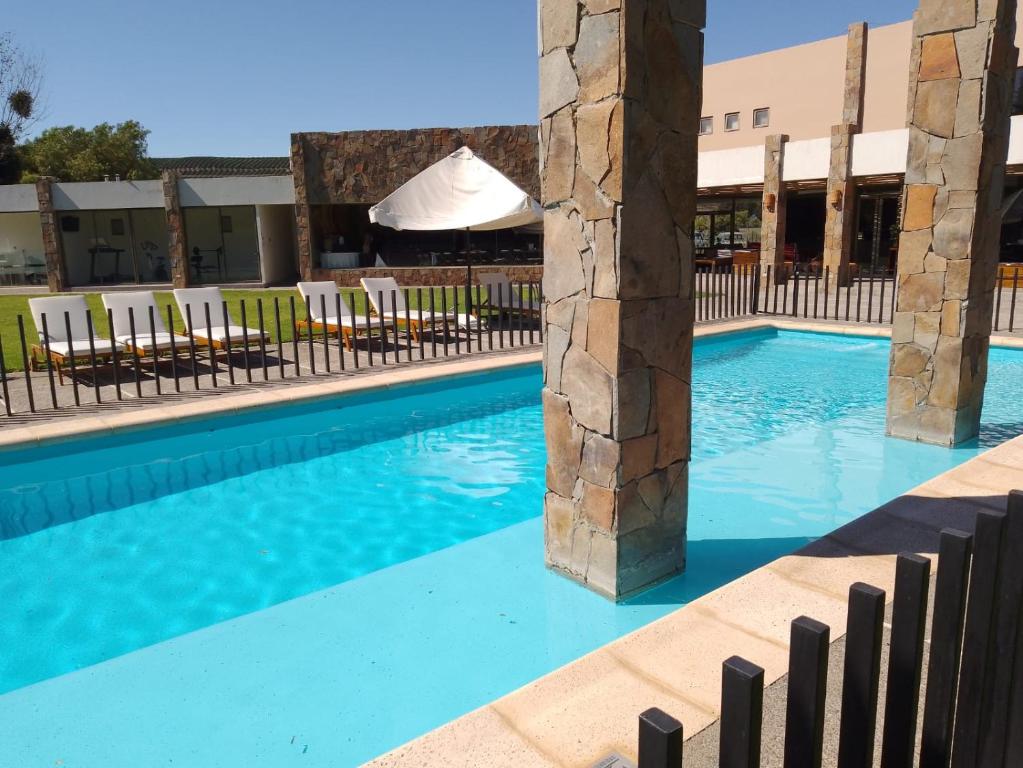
[844,277,852,322]
[87,309,103,402]
[378,290,389,364]
[952,509,1007,768]
[166,305,181,394]
[978,490,1023,768]
[39,313,59,409]
[1010,267,1019,333]
[697,267,704,321]
[386,288,399,361]
[203,303,219,389]
[638,708,683,768]
[0,333,10,416]
[416,288,425,360]
[257,299,269,382]
[305,296,316,375]
[782,271,790,316]
[17,316,35,412]
[431,288,440,358]
[107,308,123,400]
[720,656,764,768]
[752,264,761,315]
[920,529,973,768]
[866,270,875,324]
[320,294,331,374]
[275,298,286,379]
[496,284,505,350]
[348,291,360,369]
[441,287,450,356]
[217,304,234,386]
[486,285,494,350]
[783,616,830,768]
[147,305,161,396]
[880,553,931,768]
[877,271,888,324]
[812,269,821,319]
[363,291,374,368]
[290,296,301,376]
[185,306,200,391]
[237,300,250,383]
[404,289,413,363]
[63,311,80,406]
[889,269,898,324]
[802,269,810,318]
[334,294,346,372]
[792,272,800,318]
[855,273,863,323]
[517,282,525,346]
[128,307,143,397]
[823,267,831,320]
[453,287,462,355]
[837,583,886,768]
[995,269,1004,331]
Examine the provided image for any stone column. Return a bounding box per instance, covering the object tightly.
[34,178,67,293]
[822,23,868,286]
[887,0,1017,446]
[161,171,189,289]
[290,134,314,281]
[540,0,703,600]
[760,134,789,283]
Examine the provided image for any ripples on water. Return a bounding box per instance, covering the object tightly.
[0,331,1020,694]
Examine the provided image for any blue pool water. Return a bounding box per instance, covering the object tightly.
[0,329,1020,766]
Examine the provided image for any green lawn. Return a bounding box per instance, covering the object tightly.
[0,287,532,372]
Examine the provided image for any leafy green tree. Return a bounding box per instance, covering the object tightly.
[20,120,158,182]
[0,34,42,184]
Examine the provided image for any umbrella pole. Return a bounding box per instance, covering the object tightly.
[465,227,473,320]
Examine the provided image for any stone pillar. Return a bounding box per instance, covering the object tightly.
[887,0,1017,446]
[34,178,67,293]
[760,134,789,283]
[822,23,868,286]
[161,171,189,289]
[540,0,703,600]
[290,134,314,281]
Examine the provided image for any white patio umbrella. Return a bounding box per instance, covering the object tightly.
[368,146,543,313]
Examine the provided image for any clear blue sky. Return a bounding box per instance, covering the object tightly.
[7,0,918,157]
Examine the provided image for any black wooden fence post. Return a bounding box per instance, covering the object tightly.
[784,616,830,768]
[880,553,931,768]
[638,708,683,768]
[720,656,764,768]
[837,583,886,768]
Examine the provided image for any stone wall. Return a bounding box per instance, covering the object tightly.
[760,134,788,280]
[887,0,1018,445]
[540,0,703,600]
[310,265,543,289]
[161,171,188,289]
[34,178,66,294]
[292,126,540,206]
[290,126,540,280]
[822,23,868,285]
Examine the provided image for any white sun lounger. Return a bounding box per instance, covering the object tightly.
[475,271,541,315]
[360,277,478,341]
[173,287,270,349]
[27,295,121,384]
[296,281,397,350]
[102,291,191,357]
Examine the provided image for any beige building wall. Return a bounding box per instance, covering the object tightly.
[700,16,1022,152]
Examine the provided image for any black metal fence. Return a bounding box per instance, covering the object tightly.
[757,265,898,325]
[0,283,543,419]
[631,491,1023,768]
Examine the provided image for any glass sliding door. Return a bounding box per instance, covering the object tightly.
[59,209,171,286]
[183,206,261,284]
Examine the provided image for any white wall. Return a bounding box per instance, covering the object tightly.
[52,180,164,210]
[256,205,298,286]
[697,144,765,188]
[781,137,831,182]
[179,176,295,207]
[851,129,909,177]
[0,212,46,267]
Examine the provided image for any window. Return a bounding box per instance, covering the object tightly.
[724,112,740,132]
[699,116,714,135]
[753,107,770,129]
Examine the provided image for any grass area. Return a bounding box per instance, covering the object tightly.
[0,287,534,372]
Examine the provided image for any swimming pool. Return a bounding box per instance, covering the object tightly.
[0,329,1020,766]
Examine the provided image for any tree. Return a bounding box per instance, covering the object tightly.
[19,120,158,182]
[0,34,43,184]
